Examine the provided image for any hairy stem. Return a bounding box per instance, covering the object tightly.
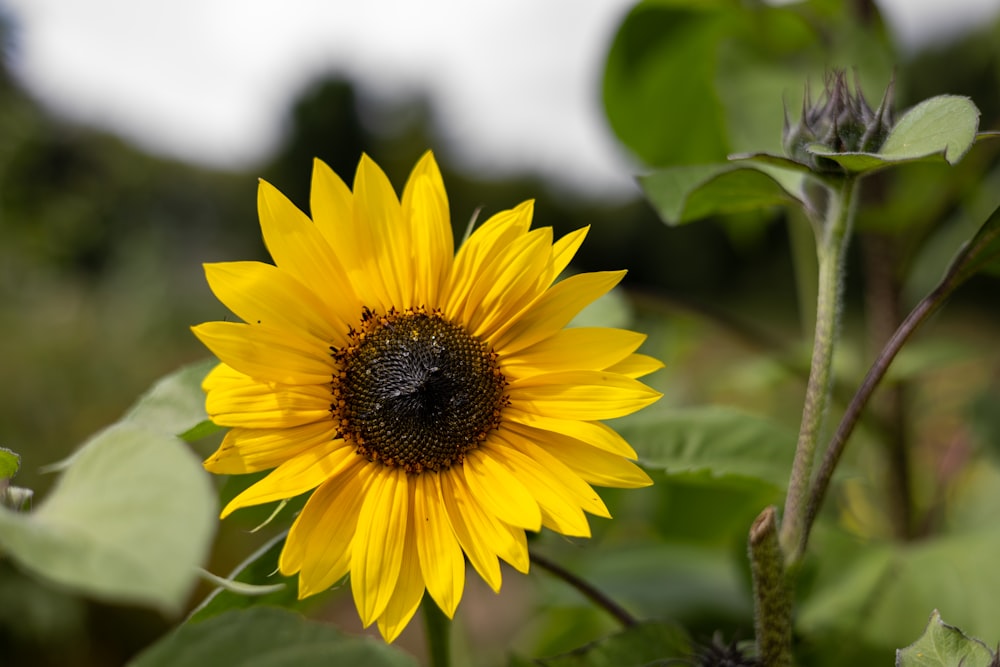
[781,177,858,563]
[802,201,1000,552]
[803,282,946,546]
[530,550,638,628]
[750,506,793,667]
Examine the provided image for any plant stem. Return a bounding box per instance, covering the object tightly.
[781,176,858,564]
[529,549,638,628]
[749,506,793,667]
[801,201,1000,553]
[422,594,452,667]
[802,280,948,546]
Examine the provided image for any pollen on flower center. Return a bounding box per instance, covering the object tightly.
[331,307,508,473]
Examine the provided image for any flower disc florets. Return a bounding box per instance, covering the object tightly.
[331,307,508,473]
[783,70,895,172]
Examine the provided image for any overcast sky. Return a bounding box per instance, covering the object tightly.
[4,0,1000,198]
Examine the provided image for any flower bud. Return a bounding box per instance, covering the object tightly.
[783,70,895,172]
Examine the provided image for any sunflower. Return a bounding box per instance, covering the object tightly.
[192,152,661,641]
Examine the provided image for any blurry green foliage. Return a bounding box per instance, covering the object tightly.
[1,0,1000,665]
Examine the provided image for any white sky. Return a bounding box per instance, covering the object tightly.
[3,0,999,198]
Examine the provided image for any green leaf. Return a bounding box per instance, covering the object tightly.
[129,607,416,667]
[881,96,980,165]
[619,405,796,487]
[42,359,219,474]
[543,542,752,621]
[895,610,995,667]
[806,96,981,173]
[640,163,800,226]
[0,423,217,614]
[0,447,20,480]
[124,358,217,437]
[603,3,730,166]
[800,459,1000,651]
[531,622,691,666]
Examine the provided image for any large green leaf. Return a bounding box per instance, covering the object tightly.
[603,0,893,168]
[0,422,216,614]
[123,358,220,440]
[541,542,752,621]
[639,163,801,226]
[800,466,1000,650]
[619,405,797,488]
[530,622,691,667]
[895,610,995,667]
[603,2,731,166]
[129,606,416,667]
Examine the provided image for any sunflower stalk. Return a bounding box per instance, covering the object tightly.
[422,595,452,667]
[780,175,858,564]
[749,506,792,667]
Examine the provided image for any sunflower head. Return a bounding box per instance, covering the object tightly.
[192,152,661,642]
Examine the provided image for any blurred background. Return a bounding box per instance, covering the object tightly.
[1,0,999,665]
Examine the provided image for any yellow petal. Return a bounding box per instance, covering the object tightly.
[402,152,453,306]
[499,425,611,518]
[508,370,661,421]
[504,408,637,458]
[204,261,343,344]
[439,471,502,592]
[376,486,425,643]
[414,473,465,617]
[463,449,541,531]
[445,201,534,318]
[221,438,354,518]
[466,228,554,339]
[406,175,453,308]
[310,159,391,310]
[257,179,360,325]
[508,423,652,489]
[487,435,593,537]
[310,157,353,243]
[351,466,409,626]
[353,154,412,308]
[202,362,241,391]
[205,422,337,474]
[279,457,370,582]
[445,470,529,576]
[490,270,626,354]
[192,321,333,385]
[502,327,646,380]
[605,353,665,379]
[205,377,332,429]
[550,226,588,278]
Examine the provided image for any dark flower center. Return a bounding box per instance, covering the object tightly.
[331,308,508,473]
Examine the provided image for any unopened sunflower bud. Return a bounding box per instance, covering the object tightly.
[783,70,895,172]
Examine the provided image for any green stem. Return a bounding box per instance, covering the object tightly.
[780,176,858,564]
[802,271,955,546]
[750,506,793,667]
[423,595,452,667]
[801,202,1000,553]
[530,549,638,628]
